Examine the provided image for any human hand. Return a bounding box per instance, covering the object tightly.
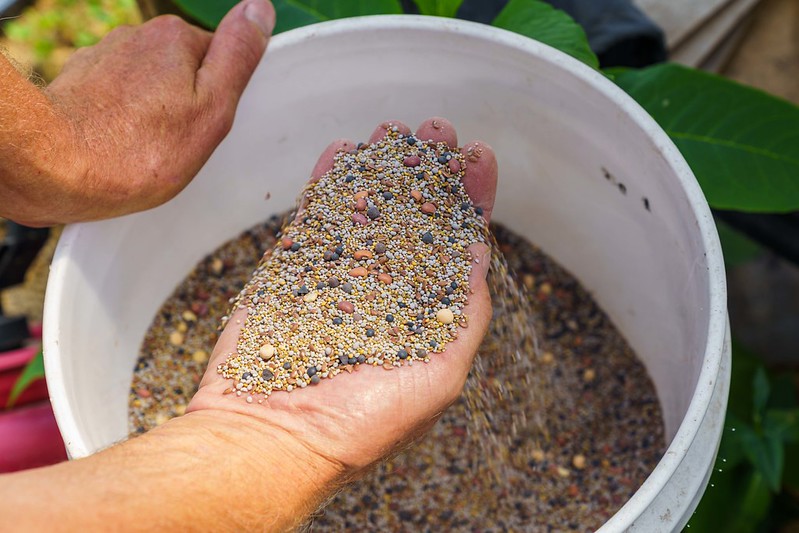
[188,117,498,476]
[29,0,275,225]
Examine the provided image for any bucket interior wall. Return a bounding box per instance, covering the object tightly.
[48,20,710,468]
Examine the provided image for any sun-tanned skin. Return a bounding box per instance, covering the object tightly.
[0,1,499,530]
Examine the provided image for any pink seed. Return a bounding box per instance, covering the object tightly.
[337,301,355,314]
[352,213,368,225]
[448,158,461,173]
[403,155,421,167]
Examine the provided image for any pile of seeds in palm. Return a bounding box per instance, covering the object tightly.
[217,130,488,397]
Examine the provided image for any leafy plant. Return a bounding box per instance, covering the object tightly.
[5,350,44,408]
[688,347,799,531]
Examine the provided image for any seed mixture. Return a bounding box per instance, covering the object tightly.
[129,215,664,530]
[218,131,488,397]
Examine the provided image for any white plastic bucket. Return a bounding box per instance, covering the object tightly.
[43,16,729,531]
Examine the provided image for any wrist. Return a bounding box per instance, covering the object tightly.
[172,408,348,530]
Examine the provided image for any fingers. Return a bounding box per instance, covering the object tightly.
[310,139,356,181]
[367,121,411,144]
[415,117,458,148]
[460,141,498,223]
[196,0,275,108]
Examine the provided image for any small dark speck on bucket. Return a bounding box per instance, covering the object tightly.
[643,197,651,212]
[618,183,627,195]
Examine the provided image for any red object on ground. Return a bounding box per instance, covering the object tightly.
[0,322,68,472]
[0,401,67,472]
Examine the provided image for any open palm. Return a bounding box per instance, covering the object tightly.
[188,118,498,472]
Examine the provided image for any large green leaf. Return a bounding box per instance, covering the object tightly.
[492,0,598,69]
[412,0,463,17]
[737,423,784,492]
[6,350,45,409]
[172,0,236,28]
[612,63,799,213]
[173,0,403,31]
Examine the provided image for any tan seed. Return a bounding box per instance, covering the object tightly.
[354,190,369,200]
[354,249,374,260]
[174,404,187,416]
[281,238,294,250]
[355,198,367,211]
[338,301,355,314]
[192,350,209,363]
[377,273,393,285]
[583,368,596,382]
[349,266,368,277]
[303,291,318,303]
[436,309,455,324]
[259,344,276,360]
[557,466,571,478]
[182,310,197,322]
[572,454,587,470]
[531,449,545,463]
[410,190,423,202]
[169,331,185,346]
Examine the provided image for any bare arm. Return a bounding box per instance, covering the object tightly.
[0,410,343,532]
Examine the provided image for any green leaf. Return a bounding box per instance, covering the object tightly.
[172,0,237,28]
[612,63,799,213]
[764,409,799,443]
[412,0,462,17]
[715,221,761,268]
[6,350,45,409]
[492,0,599,69]
[174,0,403,32]
[689,463,773,533]
[728,342,760,420]
[753,367,770,421]
[737,423,784,492]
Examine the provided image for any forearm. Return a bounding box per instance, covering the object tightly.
[0,410,344,531]
[0,55,85,226]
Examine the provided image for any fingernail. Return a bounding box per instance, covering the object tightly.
[244,0,275,37]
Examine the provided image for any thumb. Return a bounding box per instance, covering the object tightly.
[196,0,275,109]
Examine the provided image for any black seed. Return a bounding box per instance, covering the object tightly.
[307,366,317,377]
[357,355,366,363]
[448,236,456,244]
[460,202,470,211]
[406,136,417,145]
[297,285,309,295]
[415,172,425,180]
[262,369,274,380]
[290,242,301,251]
[310,375,321,384]
[386,314,394,323]
[347,357,357,365]
[398,349,408,359]
[316,282,325,290]
[475,206,484,215]
[324,250,336,261]
[335,245,344,255]
[328,277,340,288]
[450,281,458,289]
[367,206,381,220]
[242,372,252,380]
[304,265,313,272]
[333,317,343,325]
[342,282,353,293]
[283,362,292,370]
[398,301,407,308]
[416,349,427,358]
[429,340,438,348]
[442,297,451,305]
[345,174,355,183]
[382,191,394,200]
[339,354,349,365]
[438,155,449,164]
[422,232,434,244]
[375,242,387,254]
[366,328,375,337]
